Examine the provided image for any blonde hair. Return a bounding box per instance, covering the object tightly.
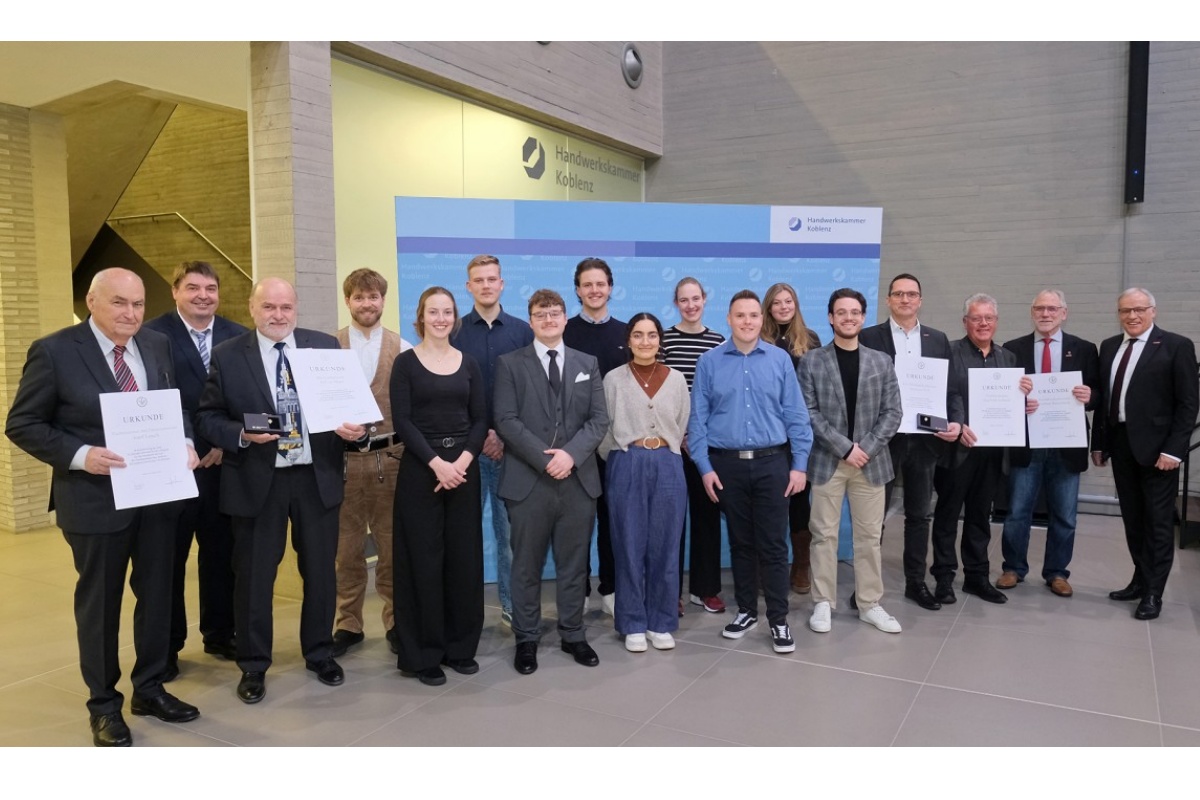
[762,282,813,358]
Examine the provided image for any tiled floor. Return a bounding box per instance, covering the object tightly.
[2,512,1199,747]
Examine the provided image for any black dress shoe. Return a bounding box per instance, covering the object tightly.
[162,653,180,683]
[203,639,238,660]
[934,582,957,605]
[90,712,132,747]
[1134,595,1162,620]
[386,627,399,655]
[416,666,447,686]
[237,671,266,704]
[1109,581,1145,602]
[514,641,538,675]
[306,658,345,686]
[131,692,200,723]
[442,657,480,675]
[963,579,1008,604]
[561,640,599,667]
[330,629,365,658]
[905,582,942,611]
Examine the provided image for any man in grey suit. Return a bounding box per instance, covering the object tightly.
[799,288,903,634]
[494,288,608,675]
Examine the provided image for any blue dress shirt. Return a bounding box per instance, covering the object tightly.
[451,306,534,427]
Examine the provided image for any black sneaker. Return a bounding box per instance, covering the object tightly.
[722,610,758,639]
[770,622,795,653]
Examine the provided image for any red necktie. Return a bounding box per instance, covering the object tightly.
[1108,338,1136,423]
[1041,337,1053,374]
[112,345,140,392]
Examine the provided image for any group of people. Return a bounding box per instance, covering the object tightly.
[6,256,1197,747]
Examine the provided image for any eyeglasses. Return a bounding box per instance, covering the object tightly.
[1031,305,1063,314]
[1117,306,1153,317]
[530,309,564,321]
[888,291,921,300]
[965,316,997,325]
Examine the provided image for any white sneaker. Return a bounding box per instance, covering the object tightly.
[859,605,902,634]
[647,631,675,650]
[809,601,832,633]
[624,633,647,652]
[601,593,616,617]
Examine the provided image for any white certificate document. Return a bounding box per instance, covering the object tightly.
[99,389,198,510]
[286,348,383,433]
[968,367,1026,447]
[893,355,949,434]
[1027,371,1088,449]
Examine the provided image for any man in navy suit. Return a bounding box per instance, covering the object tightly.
[6,268,201,746]
[197,278,367,703]
[997,290,1100,598]
[1091,288,1198,621]
[145,261,247,676]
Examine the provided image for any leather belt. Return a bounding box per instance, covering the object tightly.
[709,444,788,460]
[629,436,666,450]
[428,436,463,449]
[363,434,398,452]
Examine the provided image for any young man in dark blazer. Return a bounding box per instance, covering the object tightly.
[1091,288,1198,620]
[145,261,247,675]
[859,273,963,611]
[998,290,1100,598]
[6,268,201,746]
[494,288,608,675]
[196,277,367,703]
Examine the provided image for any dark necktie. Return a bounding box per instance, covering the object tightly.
[1108,338,1136,423]
[1041,337,1053,374]
[112,344,139,392]
[274,342,304,462]
[547,349,562,399]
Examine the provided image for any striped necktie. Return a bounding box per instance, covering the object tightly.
[112,344,139,392]
[192,329,210,370]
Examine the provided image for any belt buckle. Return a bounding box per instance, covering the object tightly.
[738,449,755,459]
[440,437,455,448]
[643,436,663,450]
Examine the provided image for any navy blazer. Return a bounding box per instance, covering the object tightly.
[144,311,248,455]
[1003,331,1101,473]
[5,321,187,534]
[195,328,347,517]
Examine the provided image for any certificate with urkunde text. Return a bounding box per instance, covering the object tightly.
[893,354,949,434]
[99,389,198,510]
[1026,371,1087,449]
[967,367,1026,447]
[285,348,384,433]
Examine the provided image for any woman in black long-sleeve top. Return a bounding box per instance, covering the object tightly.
[391,286,487,686]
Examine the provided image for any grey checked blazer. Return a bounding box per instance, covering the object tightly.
[798,343,902,486]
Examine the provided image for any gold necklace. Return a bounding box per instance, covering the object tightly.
[629,362,657,388]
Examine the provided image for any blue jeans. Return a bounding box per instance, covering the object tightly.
[479,454,512,614]
[1000,449,1080,582]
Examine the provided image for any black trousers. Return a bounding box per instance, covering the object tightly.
[232,465,338,673]
[392,447,484,672]
[588,455,616,596]
[711,451,791,625]
[1109,424,1178,596]
[931,448,1001,583]
[887,433,940,584]
[64,503,179,716]
[678,451,724,598]
[169,462,236,653]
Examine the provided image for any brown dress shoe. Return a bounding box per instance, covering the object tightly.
[996,571,1020,590]
[1047,577,1073,597]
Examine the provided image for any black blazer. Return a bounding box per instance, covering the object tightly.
[5,321,186,534]
[195,328,346,517]
[1003,331,1101,473]
[1091,325,1199,466]
[144,311,248,456]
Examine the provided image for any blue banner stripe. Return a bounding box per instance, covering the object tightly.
[397,237,880,260]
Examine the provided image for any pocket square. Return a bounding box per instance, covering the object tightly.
[574,372,590,383]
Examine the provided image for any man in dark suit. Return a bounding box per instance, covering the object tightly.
[860,273,963,611]
[145,261,247,675]
[800,288,903,635]
[998,289,1100,598]
[494,288,608,675]
[196,277,367,703]
[6,268,201,746]
[1091,287,1198,621]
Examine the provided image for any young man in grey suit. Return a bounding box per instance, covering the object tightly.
[6,268,202,746]
[800,288,903,635]
[494,288,608,675]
